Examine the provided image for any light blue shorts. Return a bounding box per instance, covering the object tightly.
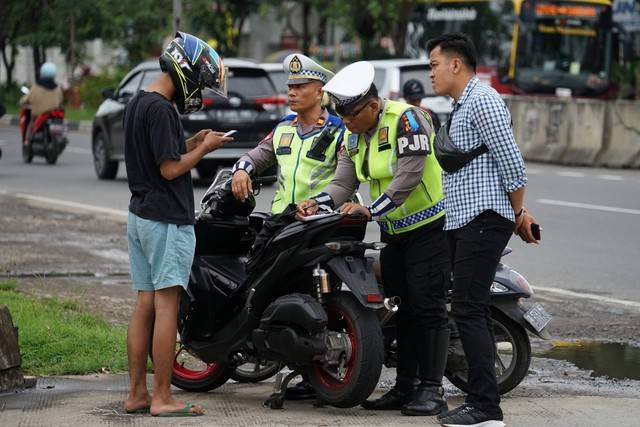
[127,212,196,292]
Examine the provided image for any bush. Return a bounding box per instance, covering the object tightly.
[78,69,128,109]
[0,83,24,112]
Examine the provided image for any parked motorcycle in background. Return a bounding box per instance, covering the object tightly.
[19,86,68,164]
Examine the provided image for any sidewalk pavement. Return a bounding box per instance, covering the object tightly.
[1,374,638,427]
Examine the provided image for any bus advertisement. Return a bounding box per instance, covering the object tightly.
[407,0,618,98]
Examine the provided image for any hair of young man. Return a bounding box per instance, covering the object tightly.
[426,33,478,72]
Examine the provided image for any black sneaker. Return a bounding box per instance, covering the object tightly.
[439,404,504,427]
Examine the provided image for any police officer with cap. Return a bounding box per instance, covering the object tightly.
[403,79,441,132]
[297,62,450,417]
[232,54,345,215]
[231,54,345,400]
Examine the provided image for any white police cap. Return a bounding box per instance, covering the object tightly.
[284,53,334,85]
[322,61,375,107]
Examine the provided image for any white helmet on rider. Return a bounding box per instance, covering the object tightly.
[40,62,57,80]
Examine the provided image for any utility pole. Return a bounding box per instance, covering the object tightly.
[173,0,182,33]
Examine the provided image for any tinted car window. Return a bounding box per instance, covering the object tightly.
[118,72,144,99]
[400,66,435,96]
[223,68,276,98]
[140,70,162,91]
[267,70,287,94]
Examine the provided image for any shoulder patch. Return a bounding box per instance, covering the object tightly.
[396,133,431,157]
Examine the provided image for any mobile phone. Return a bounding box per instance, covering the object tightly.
[531,223,541,240]
[223,130,237,137]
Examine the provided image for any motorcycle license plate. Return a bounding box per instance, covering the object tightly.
[49,123,65,134]
[524,303,552,333]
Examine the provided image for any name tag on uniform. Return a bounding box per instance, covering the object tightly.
[276,133,294,155]
[378,126,390,152]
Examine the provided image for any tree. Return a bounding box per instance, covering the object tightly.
[331,0,418,59]
[185,0,261,56]
[0,1,26,85]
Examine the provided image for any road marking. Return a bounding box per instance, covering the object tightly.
[596,174,624,181]
[65,146,91,155]
[537,199,640,215]
[9,192,127,221]
[557,171,585,178]
[535,286,640,309]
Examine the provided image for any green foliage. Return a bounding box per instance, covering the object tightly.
[0,280,17,291]
[78,69,128,110]
[0,285,128,375]
[0,83,23,110]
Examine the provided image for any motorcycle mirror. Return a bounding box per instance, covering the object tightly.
[20,86,29,95]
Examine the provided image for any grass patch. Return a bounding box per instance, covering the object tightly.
[0,283,128,375]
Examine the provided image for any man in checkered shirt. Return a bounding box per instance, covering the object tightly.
[427,33,539,427]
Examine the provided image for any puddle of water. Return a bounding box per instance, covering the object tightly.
[536,340,640,380]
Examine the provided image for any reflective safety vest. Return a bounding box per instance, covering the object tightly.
[271,113,344,214]
[344,100,444,234]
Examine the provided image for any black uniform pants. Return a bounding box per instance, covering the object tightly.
[447,210,513,414]
[380,217,449,391]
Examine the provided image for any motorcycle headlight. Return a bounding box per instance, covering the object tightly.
[490,282,509,293]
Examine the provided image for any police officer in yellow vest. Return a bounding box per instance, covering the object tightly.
[297,61,450,417]
[231,54,345,215]
[231,54,344,400]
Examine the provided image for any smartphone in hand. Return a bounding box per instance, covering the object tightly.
[531,223,541,240]
[223,130,237,137]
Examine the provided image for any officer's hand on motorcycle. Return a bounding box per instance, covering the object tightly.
[203,131,233,152]
[515,209,539,244]
[295,199,319,220]
[339,202,371,220]
[231,170,253,202]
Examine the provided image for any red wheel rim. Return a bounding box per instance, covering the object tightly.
[313,307,358,391]
[172,347,221,380]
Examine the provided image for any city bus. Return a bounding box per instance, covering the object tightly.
[407,0,616,97]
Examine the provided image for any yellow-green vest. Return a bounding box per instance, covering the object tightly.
[344,100,444,234]
[271,114,344,214]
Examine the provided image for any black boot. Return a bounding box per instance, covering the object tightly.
[401,384,447,416]
[284,376,316,400]
[401,328,450,416]
[361,387,414,410]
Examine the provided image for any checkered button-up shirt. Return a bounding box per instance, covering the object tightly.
[443,76,527,231]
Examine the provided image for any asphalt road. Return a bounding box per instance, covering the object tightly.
[1,125,639,301]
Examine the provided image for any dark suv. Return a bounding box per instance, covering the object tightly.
[92,58,285,180]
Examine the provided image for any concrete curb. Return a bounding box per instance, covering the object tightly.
[0,114,92,133]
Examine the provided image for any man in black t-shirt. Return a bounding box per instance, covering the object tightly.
[123,32,232,417]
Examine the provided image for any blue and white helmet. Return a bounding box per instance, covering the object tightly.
[159,32,227,114]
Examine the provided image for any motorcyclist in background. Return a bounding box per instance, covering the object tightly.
[19,62,64,145]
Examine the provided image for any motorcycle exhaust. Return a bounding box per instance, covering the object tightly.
[380,296,401,326]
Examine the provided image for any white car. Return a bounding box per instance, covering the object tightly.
[369,58,452,124]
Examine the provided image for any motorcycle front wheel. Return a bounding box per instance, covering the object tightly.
[307,291,384,408]
[445,309,531,395]
[230,359,283,383]
[171,341,234,392]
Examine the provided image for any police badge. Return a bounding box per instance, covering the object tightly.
[289,56,302,73]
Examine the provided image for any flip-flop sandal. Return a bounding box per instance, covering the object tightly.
[153,403,204,417]
[125,407,150,414]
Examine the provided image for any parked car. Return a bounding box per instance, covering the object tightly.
[92,58,285,180]
[368,59,452,124]
[260,63,287,96]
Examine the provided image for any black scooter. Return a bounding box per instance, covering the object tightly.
[172,170,386,409]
